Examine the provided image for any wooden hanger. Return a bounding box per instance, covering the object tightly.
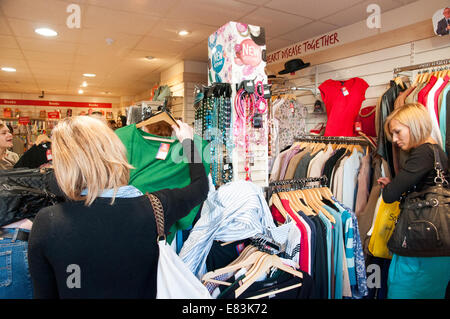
[301,188,336,223]
[269,191,289,220]
[394,76,405,89]
[201,248,264,284]
[235,253,303,298]
[136,110,179,129]
[136,110,179,142]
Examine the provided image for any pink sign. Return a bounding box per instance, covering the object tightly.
[235,39,262,67]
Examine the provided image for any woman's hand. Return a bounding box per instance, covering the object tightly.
[377,177,392,189]
[172,120,193,143]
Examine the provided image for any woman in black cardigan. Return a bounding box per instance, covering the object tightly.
[377,103,449,299]
[28,116,208,298]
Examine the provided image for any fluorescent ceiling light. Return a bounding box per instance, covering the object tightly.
[81,81,88,87]
[178,30,190,36]
[1,67,16,72]
[35,27,58,37]
[83,73,96,77]
[78,89,84,94]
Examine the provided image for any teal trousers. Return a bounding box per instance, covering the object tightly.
[387,253,450,299]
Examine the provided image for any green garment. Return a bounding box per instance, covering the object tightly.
[116,124,210,243]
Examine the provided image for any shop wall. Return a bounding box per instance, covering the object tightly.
[269,35,449,133]
[0,91,121,119]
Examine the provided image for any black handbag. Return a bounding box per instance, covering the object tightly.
[0,168,64,227]
[387,144,450,257]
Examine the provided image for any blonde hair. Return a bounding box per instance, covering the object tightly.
[384,103,432,148]
[51,116,133,206]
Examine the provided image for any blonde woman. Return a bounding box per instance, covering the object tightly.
[28,116,208,298]
[377,103,450,299]
[0,120,19,169]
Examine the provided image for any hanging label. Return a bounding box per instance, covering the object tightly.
[156,143,170,160]
[46,149,52,161]
[341,87,349,96]
[253,113,263,128]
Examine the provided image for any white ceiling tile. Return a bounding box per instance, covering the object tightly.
[0,17,13,35]
[83,0,178,17]
[6,18,82,43]
[83,5,160,35]
[135,35,194,53]
[0,35,19,49]
[241,7,313,38]
[179,42,208,61]
[264,0,365,20]
[320,0,403,27]
[1,0,69,25]
[16,37,78,55]
[279,21,338,43]
[0,48,24,59]
[165,0,257,27]
[235,0,272,5]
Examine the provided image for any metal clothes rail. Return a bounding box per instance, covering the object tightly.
[393,58,450,74]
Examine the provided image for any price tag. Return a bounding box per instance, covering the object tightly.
[341,87,349,96]
[46,149,52,161]
[156,143,170,160]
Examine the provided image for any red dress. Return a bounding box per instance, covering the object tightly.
[319,77,369,137]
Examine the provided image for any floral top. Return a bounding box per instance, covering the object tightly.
[273,99,307,151]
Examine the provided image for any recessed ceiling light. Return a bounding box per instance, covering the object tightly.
[35,27,58,37]
[1,67,16,72]
[83,73,96,77]
[178,30,190,36]
[145,56,154,60]
[78,89,84,94]
[81,81,88,87]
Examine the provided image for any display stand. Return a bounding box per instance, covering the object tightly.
[207,22,269,187]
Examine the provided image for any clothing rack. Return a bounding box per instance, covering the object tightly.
[393,58,450,74]
[269,176,328,188]
[294,135,371,145]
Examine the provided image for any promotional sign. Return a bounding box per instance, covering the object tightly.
[0,99,112,108]
[433,7,450,36]
[47,111,60,119]
[208,21,267,85]
[18,116,30,125]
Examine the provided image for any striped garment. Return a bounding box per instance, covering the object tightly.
[179,180,277,278]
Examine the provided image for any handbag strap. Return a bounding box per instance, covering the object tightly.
[146,192,166,242]
[431,144,448,186]
[358,105,376,117]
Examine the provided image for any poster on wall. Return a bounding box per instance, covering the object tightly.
[433,7,450,36]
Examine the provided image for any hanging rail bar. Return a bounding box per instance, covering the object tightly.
[294,135,371,145]
[393,58,450,74]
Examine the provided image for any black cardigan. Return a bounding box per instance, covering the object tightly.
[382,143,448,203]
[28,139,208,298]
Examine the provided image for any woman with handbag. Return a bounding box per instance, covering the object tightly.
[377,103,450,299]
[27,116,208,298]
[0,120,34,298]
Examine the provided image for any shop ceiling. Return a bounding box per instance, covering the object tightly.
[0,0,418,97]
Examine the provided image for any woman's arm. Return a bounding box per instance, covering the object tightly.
[152,138,209,235]
[381,145,434,203]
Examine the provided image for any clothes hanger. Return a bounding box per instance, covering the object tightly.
[291,187,316,216]
[201,248,265,283]
[269,191,290,220]
[136,110,179,129]
[301,188,336,223]
[234,253,303,298]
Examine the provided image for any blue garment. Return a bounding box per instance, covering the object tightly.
[440,85,450,152]
[388,254,450,299]
[297,210,316,277]
[317,211,332,299]
[80,185,143,198]
[323,205,344,299]
[342,149,363,211]
[0,228,33,299]
[333,199,368,298]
